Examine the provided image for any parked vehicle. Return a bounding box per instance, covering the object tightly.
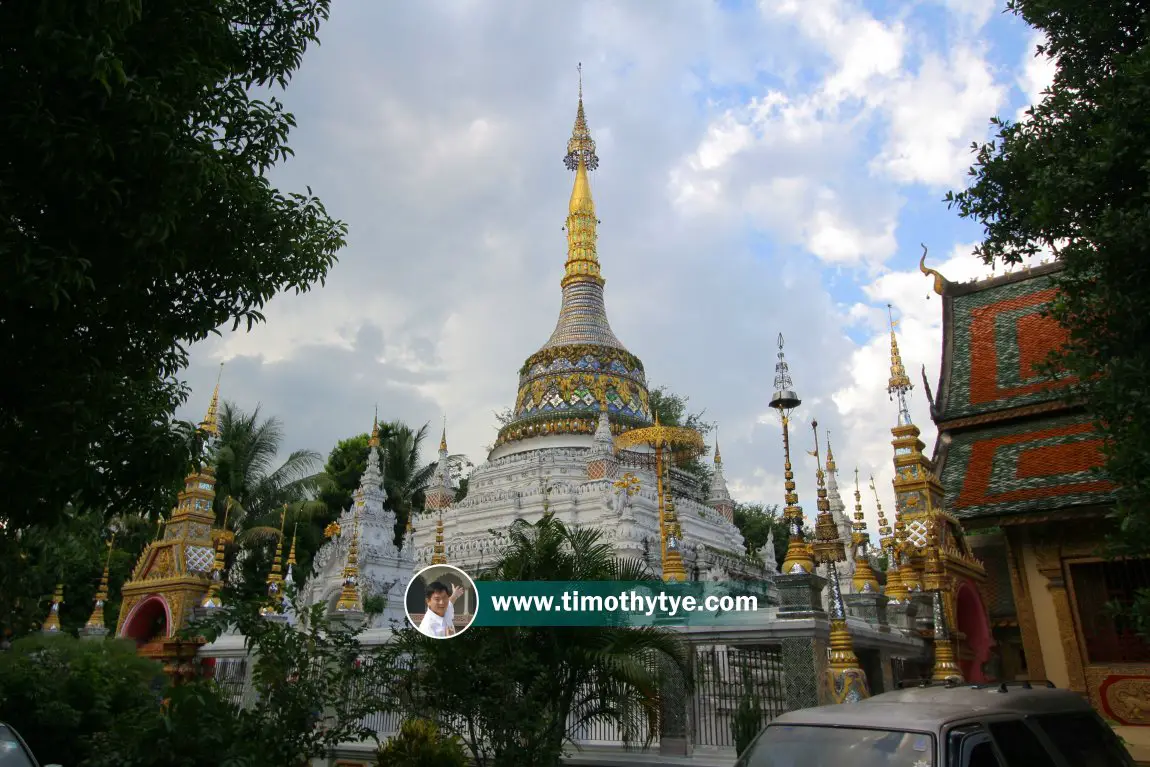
[0,724,59,767]
[735,680,1134,767]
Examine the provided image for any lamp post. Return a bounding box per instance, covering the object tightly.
[770,334,815,575]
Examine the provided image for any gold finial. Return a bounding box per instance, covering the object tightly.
[287,523,298,567]
[42,583,64,633]
[810,421,845,564]
[369,409,381,449]
[825,431,836,473]
[85,536,115,630]
[431,512,447,565]
[887,304,914,425]
[919,244,947,295]
[563,62,602,288]
[335,505,362,613]
[850,470,880,593]
[440,415,448,453]
[714,428,722,465]
[199,363,224,436]
[259,506,288,616]
[871,475,892,550]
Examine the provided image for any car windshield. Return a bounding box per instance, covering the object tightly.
[737,724,935,767]
[0,725,35,767]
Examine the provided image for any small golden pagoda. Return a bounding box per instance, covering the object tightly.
[81,537,115,638]
[809,422,870,703]
[41,584,64,634]
[884,305,988,681]
[116,368,227,648]
[850,470,881,594]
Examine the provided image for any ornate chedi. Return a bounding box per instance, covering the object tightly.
[259,508,288,618]
[873,479,905,603]
[81,537,115,639]
[707,435,736,524]
[301,416,412,629]
[117,375,226,645]
[885,304,988,682]
[41,583,64,634]
[409,68,754,584]
[818,434,855,609]
[850,471,881,594]
[495,64,652,450]
[808,422,869,703]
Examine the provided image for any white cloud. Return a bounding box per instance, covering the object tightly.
[1017,31,1057,120]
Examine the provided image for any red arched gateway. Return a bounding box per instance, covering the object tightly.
[119,595,172,645]
[955,579,994,682]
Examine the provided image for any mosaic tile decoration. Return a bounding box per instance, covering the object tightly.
[781,636,820,711]
[184,545,215,573]
[541,279,627,350]
[938,270,1074,421]
[940,411,1114,519]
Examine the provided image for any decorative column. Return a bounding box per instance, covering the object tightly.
[809,422,870,703]
[770,334,814,575]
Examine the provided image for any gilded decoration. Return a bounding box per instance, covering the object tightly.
[1098,676,1150,726]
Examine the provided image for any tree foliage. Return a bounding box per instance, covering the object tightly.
[732,502,788,568]
[379,514,688,767]
[0,0,346,529]
[648,385,715,496]
[945,0,1150,569]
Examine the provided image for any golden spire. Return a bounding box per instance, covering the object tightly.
[851,470,880,593]
[771,333,815,575]
[825,431,836,474]
[872,476,904,602]
[660,463,688,582]
[810,421,846,565]
[335,505,362,612]
[259,506,288,616]
[287,523,298,568]
[85,535,115,630]
[42,583,64,633]
[562,62,602,289]
[714,429,722,465]
[887,304,914,426]
[431,512,447,565]
[440,415,448,453]
[199,363,224,437]
[369,408,381,449]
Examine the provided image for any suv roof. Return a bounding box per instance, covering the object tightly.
[771,683,1095,732]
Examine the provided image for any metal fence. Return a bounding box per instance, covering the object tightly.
[690,644,785,748]
[211,658,248,707]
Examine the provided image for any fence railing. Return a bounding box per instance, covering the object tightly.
[205,641,787,753]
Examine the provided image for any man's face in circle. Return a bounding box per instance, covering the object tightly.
[427,590,450,617]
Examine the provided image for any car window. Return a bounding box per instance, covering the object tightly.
[986,719,1056,767]
[0,725,35,767]
[968,741,1004,767]
[736,725,935,767]
[1032,712,1134,767]
[948,725,1004,767]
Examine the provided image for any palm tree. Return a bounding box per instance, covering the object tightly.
[385,515,688,767]
[379,419,469,546]
[209,402,327,598]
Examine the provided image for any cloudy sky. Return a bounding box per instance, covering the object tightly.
[181,0,1055,532]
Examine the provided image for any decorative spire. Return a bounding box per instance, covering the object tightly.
[42,583,64,633]
[85,535,115,631]
[335,506,362,613]
[707,425,734,519]
[810,421,846,566]
[201,498,232,609]
[919,244,948,296]
[770,334,815,575]
[562,62,602,289]
[825,432,836,473]
[661,459,688,582]
[369,409,381,449]
[872,476,904,602]
[285,523,298,584]
[259,506,288,616]
[714,429,722,465]
[440,415,448,453]
[887,305,914,426]
[850,470,880,593]
[431,513,447,565]
[199,363,224,437]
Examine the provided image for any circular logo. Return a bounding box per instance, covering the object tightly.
[404,564,479,639]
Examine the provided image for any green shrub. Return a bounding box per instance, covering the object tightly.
[0,634,168,766]
[376,719,468,767]
[732,671,763,757]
